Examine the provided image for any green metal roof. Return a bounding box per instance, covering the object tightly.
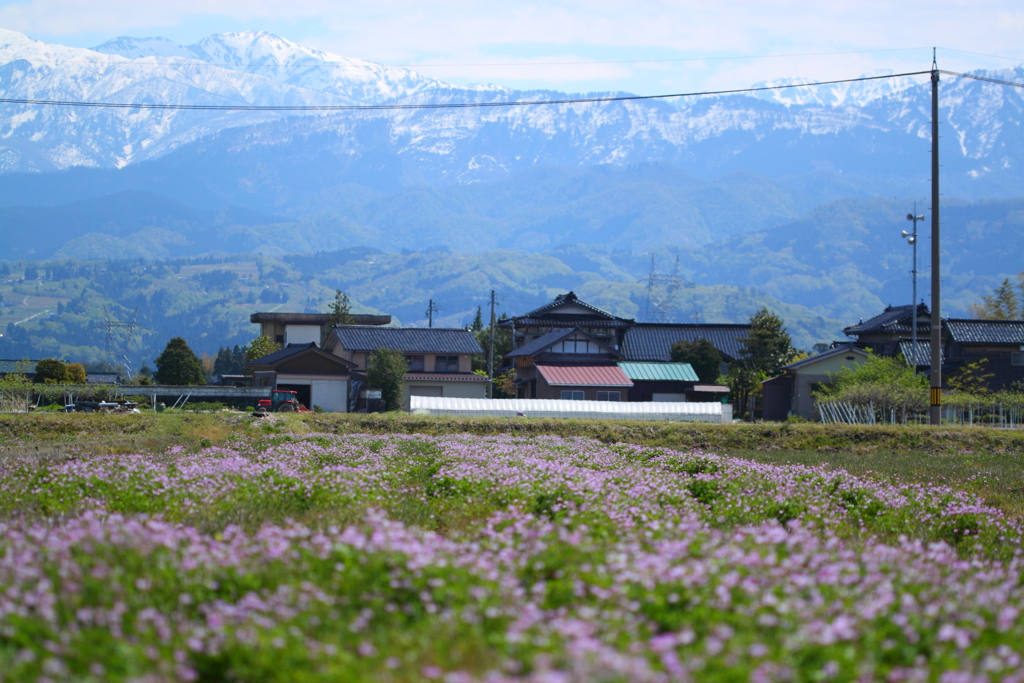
[617,361,699,382]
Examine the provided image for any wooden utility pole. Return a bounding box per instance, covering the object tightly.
[488,290,496,399]
[930,50,942,425]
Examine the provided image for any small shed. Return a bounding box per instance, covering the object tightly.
[761,345,869,421]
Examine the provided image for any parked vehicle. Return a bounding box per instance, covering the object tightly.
[255,390,309,414]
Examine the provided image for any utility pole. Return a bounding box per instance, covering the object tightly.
[904,203,924,362]
[488,290,496,399]
[930,49,942,426]
[425,299,440,328]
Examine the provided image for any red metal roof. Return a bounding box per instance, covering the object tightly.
[536,364,634,387]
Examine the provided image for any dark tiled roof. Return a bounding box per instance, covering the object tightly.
[518,292,632,322]
[946,319,1024,345]
[897,340,942,367]
[0,359,42,374]
[405,372,489,382]
[246,343,356,369]
[499,317,630,329]
[621,324,750,362]
[506,329,576,358]
[246,342,320,365]
[843,304,930,336]
[86,372,122,384]
[331,326,483,354]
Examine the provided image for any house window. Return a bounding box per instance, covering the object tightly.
[554,339,600,354]
[596,391,620,402]
[405,355,425,372]
[275,334,284,344]
[1012,352,1024,366]
[874,342,889,356]
[435,355,460,372]
[560,390,584,400]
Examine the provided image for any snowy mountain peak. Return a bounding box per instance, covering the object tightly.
[750,70,926,107]
[91,31,459,103]
[92,35,196,60]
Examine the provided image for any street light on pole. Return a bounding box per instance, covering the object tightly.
[903,204,925,365]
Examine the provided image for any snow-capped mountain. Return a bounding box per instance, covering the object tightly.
[749,70,926,107]
[2,28,1024,196]
[91,31,483,105]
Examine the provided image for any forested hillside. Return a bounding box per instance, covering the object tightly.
[0,249,842,373]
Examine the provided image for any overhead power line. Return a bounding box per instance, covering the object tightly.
[941,69,1024,89]
[0,70,932,111]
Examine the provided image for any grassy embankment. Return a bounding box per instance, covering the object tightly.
[3,412,1024,516]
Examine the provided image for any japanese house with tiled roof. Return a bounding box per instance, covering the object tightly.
[501,292,742,401]
[324,325,487,407]
[842,304,1024,390]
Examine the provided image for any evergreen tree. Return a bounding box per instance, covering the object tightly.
[367,348,407,411]
[153,337,206,386]
[727,308,796,418]
[471,306,483,332]
[969,273,1024,320]
[670,338,722,383]
[327,290,356,326]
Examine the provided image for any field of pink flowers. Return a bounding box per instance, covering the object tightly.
[1,432,1023,682]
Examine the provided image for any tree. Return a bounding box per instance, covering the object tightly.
[670,338,722,383]
[739,308,796,378]
[65,363,87,384]
[33,358,68,384]
[728,308,797,418]
[367,347,407,411]
[327,290,356,326]
[969,272,1024,320]
[153,337,206,386]
[472,313,512,373]
[815,353,928,418]
[470,306,484,332]
[245,336,281,363]
[946,358,995,396]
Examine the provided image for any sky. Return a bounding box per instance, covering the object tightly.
[1,0,1023,95]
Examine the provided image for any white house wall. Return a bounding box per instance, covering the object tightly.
[285,325,321,346]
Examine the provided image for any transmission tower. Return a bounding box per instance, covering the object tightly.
[640,256,689,323]
[103,306,139,378]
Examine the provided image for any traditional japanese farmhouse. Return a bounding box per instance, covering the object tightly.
[501,293,738,402]
[324,325,487,407]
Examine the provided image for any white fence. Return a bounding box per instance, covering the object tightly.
[410,396,732,422]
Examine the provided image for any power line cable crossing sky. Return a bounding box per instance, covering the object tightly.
[0,69,1019,111]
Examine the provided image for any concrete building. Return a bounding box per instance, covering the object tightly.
[251,312,391,346]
